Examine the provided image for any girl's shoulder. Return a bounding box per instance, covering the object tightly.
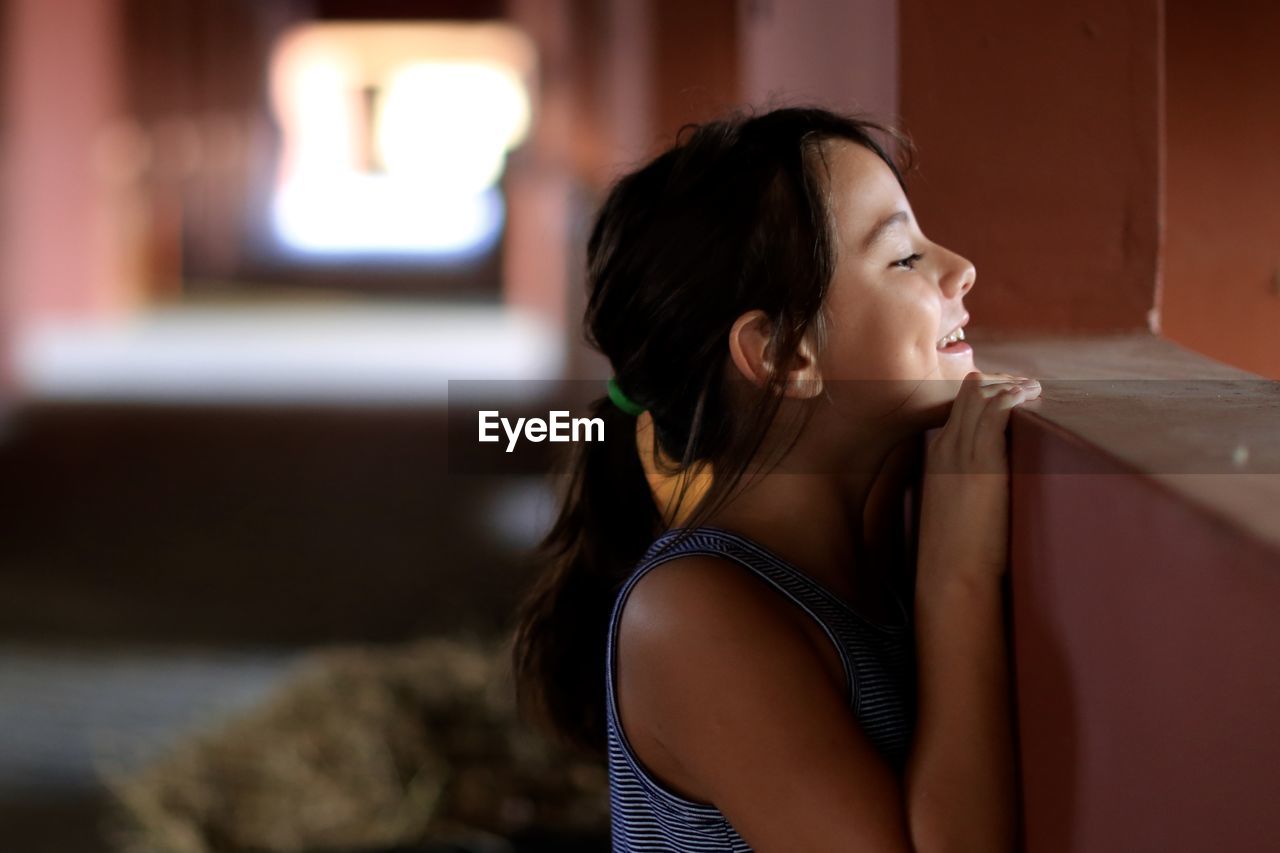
[615,526,857,700]
[615,547,852,715]
[611,549,861,805]
[618,546,848,683]
[620,549,814,645]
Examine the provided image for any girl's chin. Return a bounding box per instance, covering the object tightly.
[935,351,975,379]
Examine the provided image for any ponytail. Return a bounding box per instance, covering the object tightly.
[511,395,661,755]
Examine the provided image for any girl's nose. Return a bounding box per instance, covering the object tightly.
[940,249,976,299]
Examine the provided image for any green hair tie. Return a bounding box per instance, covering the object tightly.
[606,377,645,416]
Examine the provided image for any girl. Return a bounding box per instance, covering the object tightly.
[513,106,1041,851]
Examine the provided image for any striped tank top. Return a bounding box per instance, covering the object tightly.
[605,526,916,851]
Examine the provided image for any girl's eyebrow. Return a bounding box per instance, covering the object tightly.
[860,209,912,251]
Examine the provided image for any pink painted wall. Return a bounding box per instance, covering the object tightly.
[1009,415,1280,851]
[738,0,897,121]
[502,0,575,335]
[650,0,740,145]
[1,0,129,343]
[896,6,1280,845]
[899,1,1162,334]
[1162,0,1280,379]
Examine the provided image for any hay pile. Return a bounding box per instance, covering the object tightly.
[105,637,608,853]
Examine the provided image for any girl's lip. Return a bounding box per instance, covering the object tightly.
[936,341,973,356]
[937,313,970,344]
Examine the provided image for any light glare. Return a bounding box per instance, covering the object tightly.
[377,62,530,194]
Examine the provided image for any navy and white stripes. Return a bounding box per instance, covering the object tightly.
[605,526,916,851]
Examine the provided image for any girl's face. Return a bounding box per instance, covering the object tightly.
[814,140,976,426]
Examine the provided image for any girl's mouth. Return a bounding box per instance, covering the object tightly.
[936,324,969,354]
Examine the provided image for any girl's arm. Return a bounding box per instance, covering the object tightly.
[905,370,1039,852]
[906,570,1015,852]
[616,371,1035,851]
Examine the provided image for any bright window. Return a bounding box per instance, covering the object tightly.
[268,22,535,260]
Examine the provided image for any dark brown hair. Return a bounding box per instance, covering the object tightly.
[512,106,914,755]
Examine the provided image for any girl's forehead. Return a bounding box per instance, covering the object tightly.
[823,142,911,245]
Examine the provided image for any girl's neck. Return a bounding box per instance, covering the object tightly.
[700,436,916,607]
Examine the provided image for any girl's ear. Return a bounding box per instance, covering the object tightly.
[727,310,824,400]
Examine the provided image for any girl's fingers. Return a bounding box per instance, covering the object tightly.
[957,371,1034,450]
[948,370,987,438]
[973,386,1024,456]
[954,374,1025,453]
[934,372,1039,471]
[975,380,1040,456]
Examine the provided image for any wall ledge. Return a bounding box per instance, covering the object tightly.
[971,330,1280,554]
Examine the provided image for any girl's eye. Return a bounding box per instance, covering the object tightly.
[892,252,925,270]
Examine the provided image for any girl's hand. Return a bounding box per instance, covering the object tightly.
[916,371,1041,589]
